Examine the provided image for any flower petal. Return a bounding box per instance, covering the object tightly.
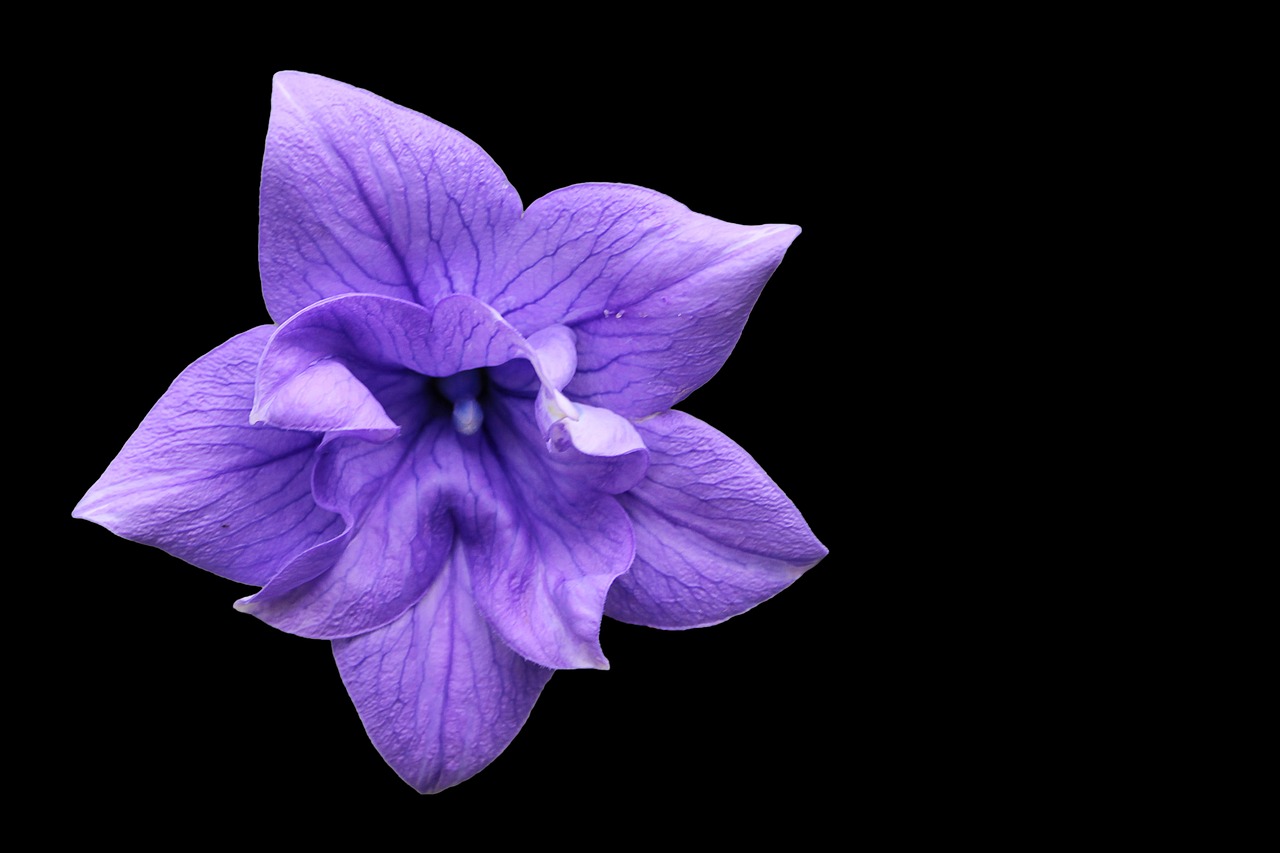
[333,553,553,794]
[256,292,571,407]
[465,394,636,670]
[485,183,799,417]
[225,370,438,603]
[250,357,399,441]
[606,410,826,628]
[538,397,649,494]
[259,71,523,322]
[525,324,579,389]
[235,408,456,639]
[73,327,340,586]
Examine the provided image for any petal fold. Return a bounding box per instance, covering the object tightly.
[464,395,636,669]
[234,409,456,639]
[256,293,571,409]
[606,410,826,628]
[250,357,399,441]
[260,71,523,321]
[73,327,339,586]
[487,324,576,394]
[537,397,649,495]
[333,553,553,794]
[485,183,799,417]
[526,324,578,389]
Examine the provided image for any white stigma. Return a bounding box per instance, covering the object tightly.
[452,398,484,436]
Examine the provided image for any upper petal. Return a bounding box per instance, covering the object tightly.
[606,410,826,629]
[483,183,799,417]
[333,551,553,794]
[73,327,340,586]
[255,293,574,422]
[259,72,523,321]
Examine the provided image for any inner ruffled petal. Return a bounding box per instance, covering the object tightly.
[237,379,637,650]
[462,393,636,670]
[250,358,399,441]
[236,407,458,639]
[255,292,579,437]
[537,396,648,494]
[235,292,650,643]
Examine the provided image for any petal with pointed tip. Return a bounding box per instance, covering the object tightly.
[485,183,799,417]
[606,410,826,628]
[333,553,553,794]
[260,71,522,321]
[73,327,339,586]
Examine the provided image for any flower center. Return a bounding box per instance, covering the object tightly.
[435,369,486,436]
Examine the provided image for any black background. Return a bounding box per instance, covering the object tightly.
[50,46,855,827]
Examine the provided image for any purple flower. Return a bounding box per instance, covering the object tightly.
[74,72,827,793]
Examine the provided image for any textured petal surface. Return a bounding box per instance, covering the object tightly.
[260,72,522,321]
[250,357,399,441]
[333,552,553,794]
[465,394,635,670]
[239,290,612,640]
[606,410,826,628]
[236,394,456,639]
[73,327,339,585]
[256,293,570,406]
[484,184,799,417]
[76,73,823,799]
[488,324,577,395]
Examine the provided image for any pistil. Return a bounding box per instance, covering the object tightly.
[437,369,485,436]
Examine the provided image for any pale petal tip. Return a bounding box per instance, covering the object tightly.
[271,69,323,95]
[803,531,830,566]
[585,652,611,672]
[71,489,116,529]
[761,222,802,248]
[559,637,611,671]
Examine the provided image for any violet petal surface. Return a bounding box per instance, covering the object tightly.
[260,72,522,321]
[333,552,553,794]
[486,183,800,418]
[606,410,828,628]
[74,327,340,586]
[75,71,826,796]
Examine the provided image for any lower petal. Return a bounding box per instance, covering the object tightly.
[465,394,635,670]
[236,406,455,639]
[333,550,553,794]
[606,410,826,628]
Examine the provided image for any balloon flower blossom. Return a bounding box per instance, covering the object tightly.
[75,72,827,793]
